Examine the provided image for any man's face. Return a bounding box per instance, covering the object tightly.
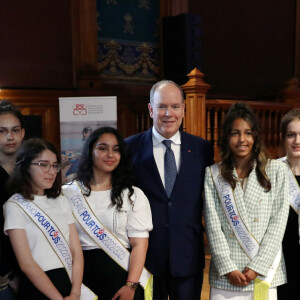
[148,83,185,139]
[0,113,25,156]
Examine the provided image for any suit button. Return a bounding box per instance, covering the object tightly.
[254,217,259,222]
[168,202,172,207]
[165,224,169,228]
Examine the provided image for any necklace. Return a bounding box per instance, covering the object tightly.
[91,182,112,191]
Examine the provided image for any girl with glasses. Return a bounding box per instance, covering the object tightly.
[3,138,84,300]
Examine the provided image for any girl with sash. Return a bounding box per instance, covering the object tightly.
[204,103,289,300]
[3,138,84,300]
[62,127,153,300]
[277,109,300,300]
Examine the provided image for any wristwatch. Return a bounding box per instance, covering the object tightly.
[0,276,8,291]
[125,281,139,290]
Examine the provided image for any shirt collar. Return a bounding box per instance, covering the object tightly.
[152,127,181,146]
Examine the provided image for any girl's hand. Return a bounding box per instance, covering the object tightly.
[112,285,135,300]
[64,293,79,300]
[243,267,258,283]
[225,270,249,287]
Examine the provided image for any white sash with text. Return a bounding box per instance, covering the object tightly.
[62,182,153,295]
[8,194,97,300]
[210,164,281,284]
[278,157,300,214]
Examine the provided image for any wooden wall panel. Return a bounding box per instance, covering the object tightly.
[0,88,152,151]
[189,0,295,99]
[0,0,74,89]
[0,90,73,149]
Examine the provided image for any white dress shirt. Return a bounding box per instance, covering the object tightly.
[152,127,181,188]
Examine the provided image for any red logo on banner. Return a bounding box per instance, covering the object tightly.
[233,215,239,221]
[73,104,87,115]
[98,229,105,235]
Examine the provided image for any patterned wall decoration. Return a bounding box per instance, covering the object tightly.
[96,0,160,81]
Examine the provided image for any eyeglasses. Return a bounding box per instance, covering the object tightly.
[31,162,61,173]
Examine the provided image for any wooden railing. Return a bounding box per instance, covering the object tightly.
[206,100,292,159]
[3,68,295,160]
[182,68,296,159]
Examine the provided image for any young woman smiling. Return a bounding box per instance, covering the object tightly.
[277,109,300,300]
[204,103,289,300]
[63,127,153,300]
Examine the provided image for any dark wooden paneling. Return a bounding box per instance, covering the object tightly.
[0,85,152,151]
[0,0,74,89]
[189,0,296,99]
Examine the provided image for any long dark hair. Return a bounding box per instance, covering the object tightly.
[219,103,271,191]
[76,127,135,210]
[7,138,61,200]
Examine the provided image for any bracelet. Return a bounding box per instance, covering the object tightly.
[71,291,81,299]
[125,281,140,290]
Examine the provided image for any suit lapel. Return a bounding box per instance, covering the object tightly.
[140,129,166,195]
[233,167,264,231]
[243,167,265,215]
[232,168,250,227]
[170,132,191,197]
[141,130,195,199]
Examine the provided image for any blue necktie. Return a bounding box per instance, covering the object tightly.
[162,140,177,197]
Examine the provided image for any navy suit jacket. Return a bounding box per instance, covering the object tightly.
[125,128,213,277]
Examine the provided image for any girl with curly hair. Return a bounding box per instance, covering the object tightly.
[63,127,153,300]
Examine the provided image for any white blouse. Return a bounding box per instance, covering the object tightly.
[73,186,153,250]
[3,194,74,272]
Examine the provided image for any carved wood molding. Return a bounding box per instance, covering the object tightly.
[181,68,211,138]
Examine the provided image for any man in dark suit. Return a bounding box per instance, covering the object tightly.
[125,80,213,300]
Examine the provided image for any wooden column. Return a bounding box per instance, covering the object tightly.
[72,0,102,89]
[181,68,210,138]
[284,77,300,108]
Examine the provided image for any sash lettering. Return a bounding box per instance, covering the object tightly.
[8,194,97,300]
[210,164,281,286]
[278,157,300,214]
[63,182,153,300]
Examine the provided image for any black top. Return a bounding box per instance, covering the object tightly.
[282,175,300,282]
[0,165,18,276]
[278,175,300,299]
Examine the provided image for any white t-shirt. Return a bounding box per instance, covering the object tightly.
[4,194,74,272]
[65,185,153,250]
